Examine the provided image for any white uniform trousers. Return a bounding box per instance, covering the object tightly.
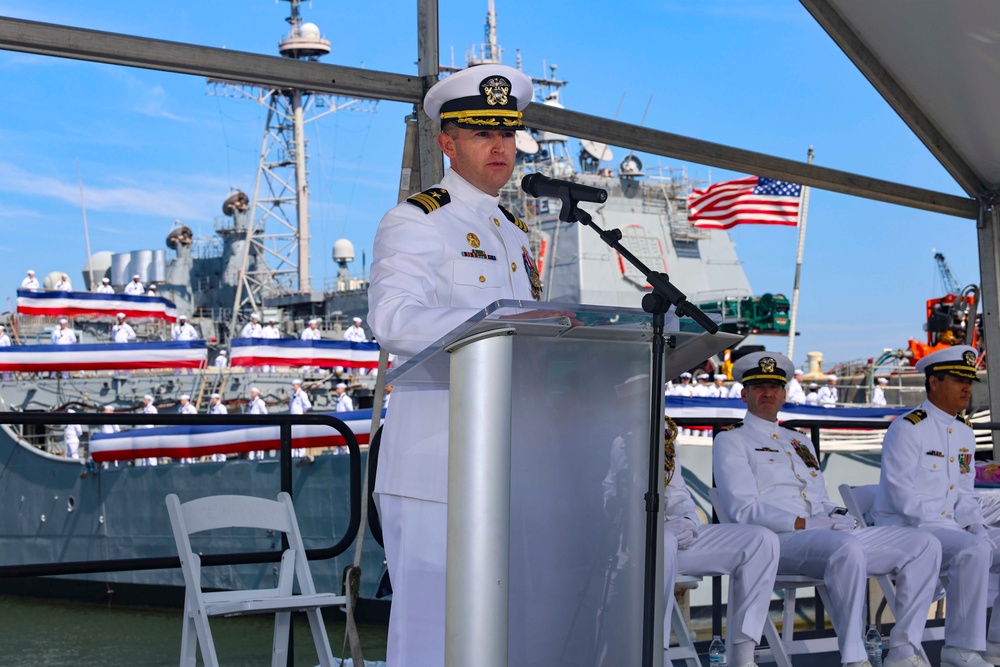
[380,494,447,667]
[777,526,940,663]
[926,526,1000,651]
[664,524,779,652]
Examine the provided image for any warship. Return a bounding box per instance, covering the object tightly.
[0,0,778,610]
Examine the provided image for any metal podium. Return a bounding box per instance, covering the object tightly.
[386,300,740,667]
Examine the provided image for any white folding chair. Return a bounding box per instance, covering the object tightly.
[839,483,944,655]
[166,492,345,667]
[709,488,837,667]
[666,573,703,667]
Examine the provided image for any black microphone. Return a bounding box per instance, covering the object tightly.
[521,173,608,204]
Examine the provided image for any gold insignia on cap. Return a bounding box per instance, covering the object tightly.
[964,350,976,366]
[760,357,776,374]
[467,233,481,248]
[481,76,511,107]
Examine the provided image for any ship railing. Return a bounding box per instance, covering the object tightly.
[669,416,974,648]
[0,412,363,580]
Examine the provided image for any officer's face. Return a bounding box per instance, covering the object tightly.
[928,374,973,415]
[741,381,785,422]
[438,127,516,196]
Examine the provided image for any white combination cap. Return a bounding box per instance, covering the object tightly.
[250,313,260,320]
[180,394,190,401]
[116,312,126,318]
[793,369,804,376]
[132,274,140,280]
[423,64,532,130]
[250,386,260,394]
[59,317,68,324]
[103,404,115,411]
[149,285,156,290]
[915,344,979,381]
[178,314,186,320]
[696,373,710,380]
[27,269,34,275]
[67,408,75,413]
[102,277,110,282]
[335,382,347,389]
[308,318,318,325]
[732,351,794,386]
[143,394,153,401]
[876,377,889,385]
[218,350,226,355]
[713,374,727,381]
[679,372,692,379]
[210,393,221,399]
[826,375,838,382]
[352,317,362,323]
[292,379,302,385]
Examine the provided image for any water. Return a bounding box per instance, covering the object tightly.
[0,595,388,666]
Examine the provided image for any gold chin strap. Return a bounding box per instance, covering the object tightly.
[440,108,523,121]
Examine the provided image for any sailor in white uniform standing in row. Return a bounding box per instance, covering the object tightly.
[53,274,72,291]
[50,317,76,379]
[713,352,941,667]
[248,387,267,415]
[343,316,367,342]
[786,368,806,404]
[123,274,144,296]
[96,277,115,294]
[21,269,39,290]
[63,409,82,459]
[112,313,136,343]
[288,380,310,458]
[367,63,538,666]
[817,374,839,407]
[301,318,321,340]
[873,345,1000,667]
[240,313,262,339]
[141,395,158,465]
[334,382,354,412]
[872,376,889,407]
[172,315,198,341]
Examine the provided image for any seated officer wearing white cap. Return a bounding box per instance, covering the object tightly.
[367,63,535,666]
[714,352,941,667]
[873,346,1000,667]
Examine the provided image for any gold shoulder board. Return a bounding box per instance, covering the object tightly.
[723,421,744,431]
[903,409,927,425]
[498,204,529,233]
[406,188,451,214]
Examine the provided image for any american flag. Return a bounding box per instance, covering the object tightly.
[687,176,802,229]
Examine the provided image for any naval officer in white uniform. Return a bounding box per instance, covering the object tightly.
[367,63,537,666]
[21,269,39,290]
[96,277,115,294]
[343,316,367,343]
[872,345,1000,667]
[123,274,144,296]
[786,368,806,404]
[240,313,262,339]
[872,377,888,407]
[714,352,941,667]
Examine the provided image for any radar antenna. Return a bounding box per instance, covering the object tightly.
[208,0,376,340]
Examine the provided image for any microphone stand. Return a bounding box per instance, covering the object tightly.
[556,195,717,667]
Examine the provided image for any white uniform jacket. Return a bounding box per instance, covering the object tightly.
[367,168,536,503]
[301,328,321,341]
[249,397,267,415]
[817,385,838,407]
[871,386,887,407]
[343,326,367,343]
[51,328,77,345]
[179,403,197,415]
[289,389,311,414]
[20,277,39,290]
[112,323,136,343]
[335,393,354,412]
[96,284,115,294]
[262,325,281,340]
[240,322,262,338]
[172,323,198,341]
[871,399,983,530]
[0,334,10,347]
[210,402,228,415]
[713,411,836,532]
[54,279,72,291]
[786,379,806,404]
[123,281,144,295]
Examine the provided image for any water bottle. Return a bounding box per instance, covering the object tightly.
[708,634,727,665]
[865,624,883,667]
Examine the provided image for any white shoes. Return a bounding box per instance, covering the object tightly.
[883,654,929,667]
[941,646,995,667]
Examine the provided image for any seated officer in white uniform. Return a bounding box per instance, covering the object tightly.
[714,352,941,667]
[872,345,1000,667]
[654,397,778,667]
[367,63,536,667]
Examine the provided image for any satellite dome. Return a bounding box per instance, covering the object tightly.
[299,22,321,39]
[333,239,355,264]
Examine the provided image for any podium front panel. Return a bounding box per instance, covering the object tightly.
[506,334,651,666]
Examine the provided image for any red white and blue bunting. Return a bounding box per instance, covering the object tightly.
[229,338,383,369]
[0,340,206,372]
[17,289,179,322]
[89,409,379,462]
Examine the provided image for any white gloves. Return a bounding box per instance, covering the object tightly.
[967,523,997,548]
[805,515,855,531]
[665,517,700,549]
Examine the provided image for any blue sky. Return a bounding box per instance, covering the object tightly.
[0,1,978,368]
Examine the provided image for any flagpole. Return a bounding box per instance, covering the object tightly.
[786,147,813,362]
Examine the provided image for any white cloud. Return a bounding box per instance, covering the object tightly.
[0,161,224,220]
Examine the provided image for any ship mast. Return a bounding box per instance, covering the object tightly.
[209,0,374,339]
